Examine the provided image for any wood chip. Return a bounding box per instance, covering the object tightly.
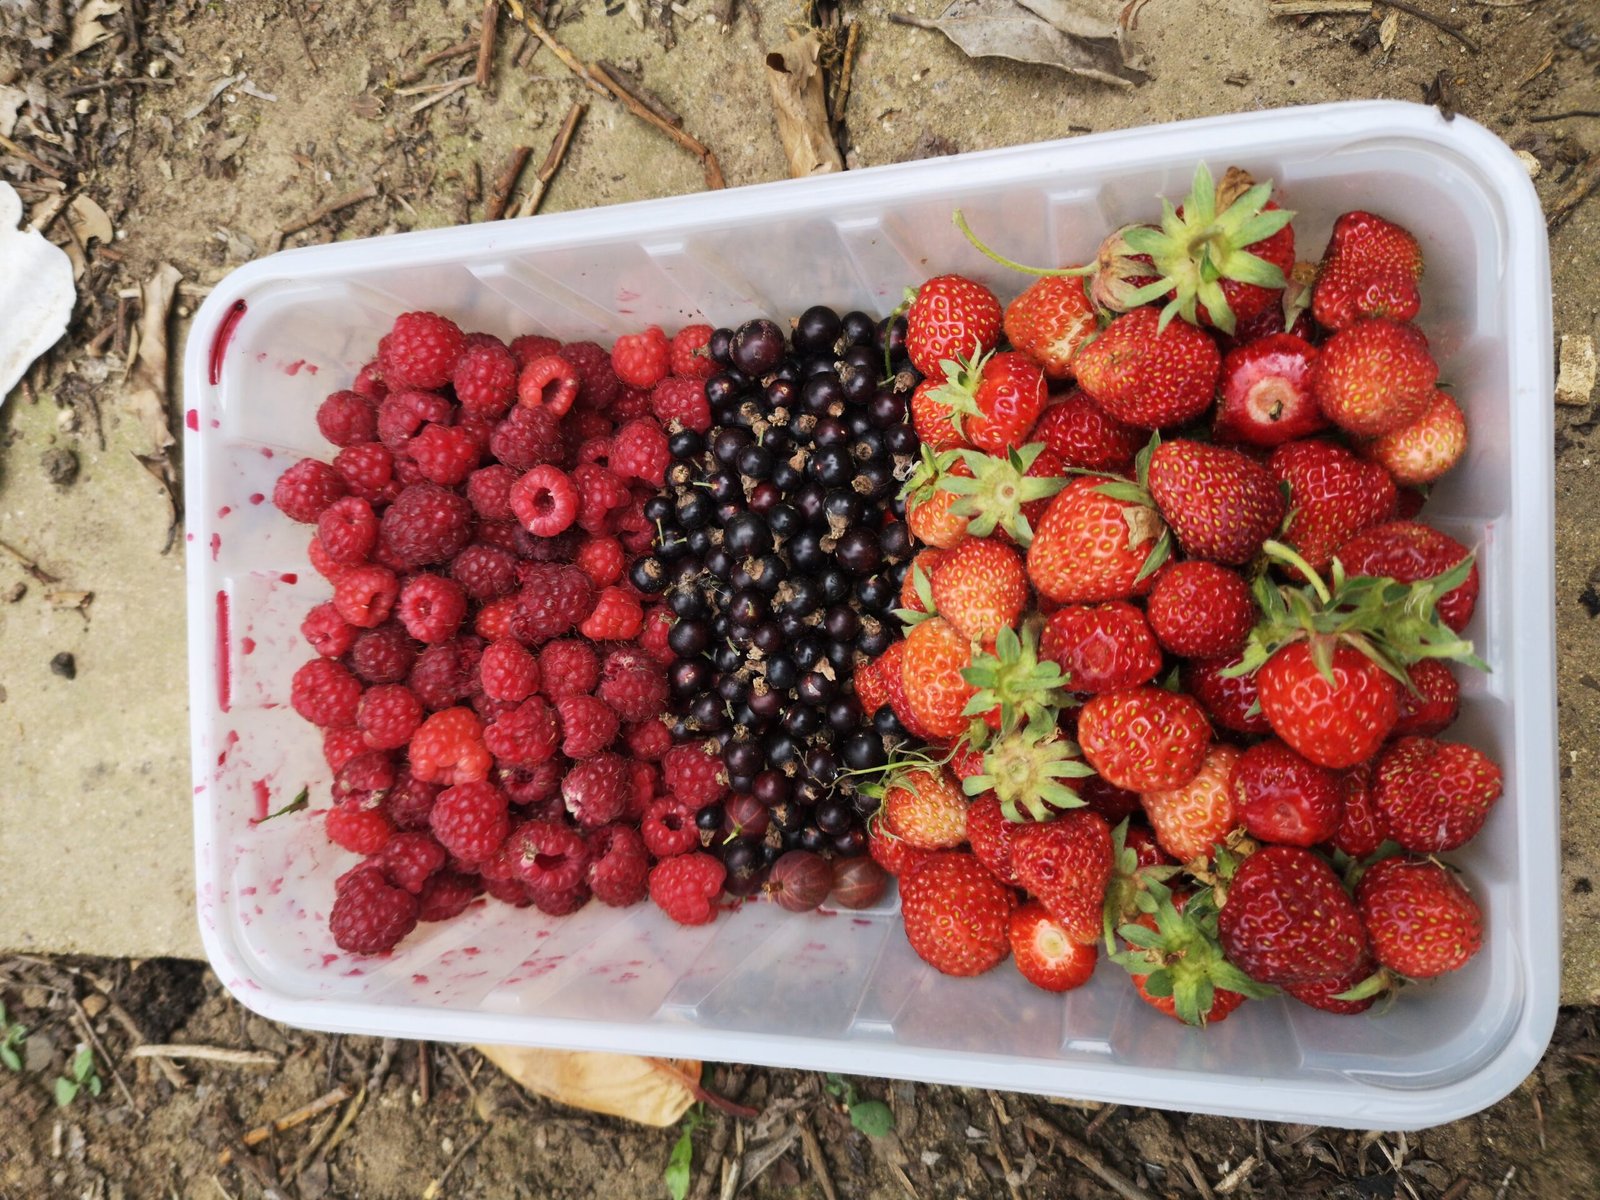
[131,1045,280,1066]
[1557,334,1597,407]
[514,99,586,217]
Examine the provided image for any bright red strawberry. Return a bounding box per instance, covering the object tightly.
[899,851,1016,977]
[922,351,1047,456]
[1146,561,1256,659]
[1218,845,1368,986]
[1003,276,1098,379]
[1283,953,1379,1015]
[1009,903,1098,992]
[1356,856,1482,979]
[929,536,1027,644]
[1311,210,1423,331]
[868,818,936,878]
[1364,391,1466,486]
[884,766,969,850]
[1330,763,1389,858]
[1114,888,1266,1026]
[1313,317,1438,437]
[1180,654,1272,735]
[1392,659,1460,737]
[910,376,971,453]
[1147,439,1287,565]
[878,640,939,743]
[1010,811,1113,943]
[1333,520,1479,633]
[900,617,977,741]
[1257,641,1399,769]
[1373,736,1503,853]
[1139,742,1241,863]
[965,792,1024,886]
[1078,686,1212,793]
[902,450,973,549]
[1267,440,1396,573]
[1073,307,1221,430]
[1026,477,1165,604]
[1233,740,1342,848]
[1039,601,1163,694]
[905,274,1003,376]
[1214,333,1327,446]
[1031,391,1145,472]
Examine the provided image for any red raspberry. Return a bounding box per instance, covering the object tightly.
[417,870,481,921]
[334,752,399,807]
[556,694,620,758]
[574,537,625,588]
[483,876,534,907]
[409,424,480,487]
[302,601,358,658]
[392,452,427,489]
[377,831,448,893]
[579,587,643,641]
[561,752,630,828]
[398,573,468,644]
[506,820,591,892]
[510,465,579,536]
[447,544,516,602]
[383,770,442,831]
[325,795,394,854]
[611,326,670,389]
[518,354,581,416]
[353,360,388,400]
[663,741,728,807]
[530,876,591,916]
[429,779,510,863]
[571,465,631,535]
[510,334,562,368]
[453,340,518,418]
[317,390,379,447]
[324,727,369,774]
[465,464,519,520]
[598,651,667,722]
[565,408,614,447]
[649,377,711,432]
[357,684,424,750]
[625,719,673,761]
[408,638,484,710]
[480,640,541,703]
[641,797,700,859]
[638,606,675,664]
[292,659,362,727]
[380,312,466,390]
[330,865,418,954]
[490,405,567,471]
[471,691,519,725]
[670,324,717,380]
[316,497,378,566]
[588,824,650,907]
[333,443,396,503]
[648,853,726,925]
[409,707,491,785]
[332,564,399,629]
[575,435,614,470]
[614,493,657,556]
[350,622,417,684]
[610,386,654,420]
[513,566,595,641]
[609,418,670,487]
[273,458,346,523]
[380,483,473,567]
[558,341,622,411]
[474,596,520,642]
[537,639,599,699]
[520,528,579,563]
[377,389,452,451]
[500,756,564,807]
[475,521,523,556]
[484,696,561,764]
[307,533,344,583]
[455,410,495,454]
[625,761,657,822]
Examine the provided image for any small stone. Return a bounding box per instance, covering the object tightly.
[1556,334,1596,407]
[49,652,76,679]
[1515,150,1541,178]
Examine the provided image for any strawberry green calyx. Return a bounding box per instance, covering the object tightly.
[899,444,961,507]
[962,719,1094,824]
[893,562,939,633]
[1111,889,1277,1026]
[1083,434,1173,582]
[941,443,1067,546]
[961,622,1071,734]
[1101,819,1180,952]
[927,350,991,437]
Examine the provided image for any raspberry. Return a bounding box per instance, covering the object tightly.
[565,409,614,447]
[484,695,561,764]
[571,465,631,535]
[377,389,453,451]
[316,497,378,565]
[513,566,595,641]
[307,534,344,583]
[490,405,567,471]
[610,386,654,420]
[380,483,473,567]
[483,876,534,907]
[465,464,518,520]
[334,751,399,804]
[614,493,657,556]
[417,870,481,921]
[648,853,726,926]
[556,694,621,759]
[555,752,627,828]
[649,377,711,432]
[530,877,591,916]
[609,417,670,487]
[537,639,599,699]
[409,707,491,785]
[505,820,591,894]
[638,606,675,664]
[588,824,650,907]
[332,564,399,629]
[326,796,395,854]
[475,521,523,555]
[292,659,362,728]
[558,341,622,411]
[471,692,519,725]
[598,663,667,724]
[663,741,728,807]
[446,544,516,602]
[376,831,448,893]
[574,537,625,588]
[409,424,481,486]
[452,340,519,418]
[273,458,346,523]
[357,683,424,750]
[324,727,369,774]
[397,573,468,644]
[474,596,520,642]
[579,587,643,641]
[575,435,614,470]
[641,797,700,859]
[351,622,418,685]
[408,638,484,709]
[429,779,510,864]
[509,334,561,368]
[330,866,418,954]
[479,639,540,703]
[625,760,658,822]
[500,756,564,807]
[510,465,579,536]
[611,326,670,389]
[317,390,379,447]
[333,443,395,503]
[625,719,673,761]
[669,324,716,380]
[302,601,358,658]
[518,355,581,415]
[353,361,388,400]
[455,410,495,454]
[383,770,442,831]
[380,312,466,390]
[520,528,580,563]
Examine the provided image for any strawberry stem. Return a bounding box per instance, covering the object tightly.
[952,210,1093,279]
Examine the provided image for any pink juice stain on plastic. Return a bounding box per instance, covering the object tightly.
[219,505,232,518]
[217,729,240,766]
[185,409,199,431]
[216,590,231,712]
[252,779,270,820]
[210,533,221,561]
[208,299,247,385]
[248,493,265,505]
[280,572,298,584]
[241,636,256,655]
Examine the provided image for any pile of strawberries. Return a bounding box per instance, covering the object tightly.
[861,165,1498,1021]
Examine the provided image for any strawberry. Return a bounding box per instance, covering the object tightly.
[1113,888,1271,1026]
[1392,659,1460,737]
[1333,520,1479,633]
[1233,740,1343,848]
[879,640,940,743]
[905,274,1003,376]
[1213,333,1327,446]
[902,448,973,549]
[1010,810,1114,943]
[1267,440,1396,574]
[1355,856,1482,979]
[1146,438,1287,565]
[1080,775,1143,826]
[1077,686,1212,793]
[1311,210,1423,332]
[1009,903,1099,991]
[854,653,891,718]
[929,536,1027,644]
[900,617,978,741]
[884,766,970,850]
[961,720,1094,825]
[922,350,1047,456]
[1139,742,1241,863]
[1313,317,1438,437]
[1003,275,1099,379]
[1180,654,1272,735]
[1146,561,1256,659]
[900,548,948,614]
[1257,641,1398,769]
[959,622,1072,738]
[1039,601,1164,694]
[1030,390,1145,472]
[1073,307,1221,430]
[1330,763,1389,859]
[868,818,936,878]
[1026,476,1166,604]
[1283,953,1379,1015]
[910,376,972,453]
[1364,391,1466,486]
[1217,845,1368,986]
[898,851,1016,977]
[941,444,1068,547]
[965,791,1024,886]
[1373,736,1503,852]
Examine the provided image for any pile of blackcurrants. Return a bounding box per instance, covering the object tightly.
[628,306,923,897]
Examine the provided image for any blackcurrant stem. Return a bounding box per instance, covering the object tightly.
[951,210,1092,279]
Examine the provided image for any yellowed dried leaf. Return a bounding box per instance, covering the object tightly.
[764,33,843,179]
[126,263,182,458]
[70,0,122,54]
[475,1046,700,1127]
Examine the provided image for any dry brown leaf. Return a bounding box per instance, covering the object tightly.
[897,0,1147,89]
[63,194,112,280]
[475,1046,700,1126]
[764,33,843,178]
[126,263,182,462]
[1378,9,1399,49]
[1016,0,1118,42]
[69,0,121,53]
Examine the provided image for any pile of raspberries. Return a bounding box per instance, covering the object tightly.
[271,311,731,954]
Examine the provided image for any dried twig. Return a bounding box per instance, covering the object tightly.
[477,0,499,88]
[217,1087,354,1166]
[688,1068,748,1200]
[398,39,477,85]
[1266,0,1371,13]
[367,1039,398,1096]
[0,133,63,178]
[290,3,320,72]
[219,1127,288,1200]
[1024,1116,1154,1200]
[1179,1142,1217,1200]
[589,62,724,189]
[99,995,187,1090]
[63,76,176,96]
[1215,1153,1259,1195]
[597,60,682,127]
[276,186,379,244]
[515,100,587,217]
[485,146,533,220]
[418,1042,432,1105]
[1376,0,1479,51]
[830,19,861,124]
[131,1044,280,1066]
[422,1126,492,1200]
[984,1094,1022,1200]
[1549,156,1600,229]
[504,0,611,96]
[0,539,61,585]
[408,76,474,114]
[1084,1103,1119,1138]
[1531,110,1600,123]
[796,1115,839,1200]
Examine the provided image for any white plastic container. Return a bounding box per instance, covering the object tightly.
[183,100,1557,1131]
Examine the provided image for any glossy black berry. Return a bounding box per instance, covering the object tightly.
[794,305,843,355]
[731,318,786,376]
[842,729,888,772]
[724,512,772,557]
[835,527,883,575]
[667,619,711,658]
[840,310,877,348]
[630,556,669,594]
